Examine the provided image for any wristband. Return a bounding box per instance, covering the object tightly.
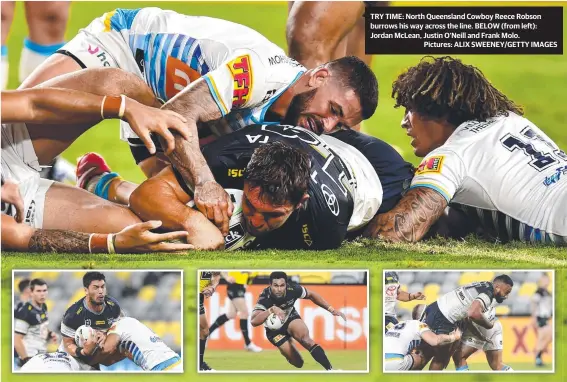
[107,233,116,254]
[100,95,123,119]
[89,233,108,254]
[328,306,335,313]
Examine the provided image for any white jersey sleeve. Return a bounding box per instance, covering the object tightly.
[410,149,466,202]
[384,320,430,355]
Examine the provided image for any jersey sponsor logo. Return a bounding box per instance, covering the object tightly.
[267,54,301,67]
[246,134,269,144]
[95,320,106,325]
[107,300,115,306]
[165,56,201,99]
[302,224,313,247]
[227,169,245,178]
[225,223,245,248]
[87,45,100,55]
[416,155,444,175]
[24,200,36,225]
[85,319,92,326]
[135,49,145,74]
[321,184,339,216]
[150,335,163,343]
[272,334,285,342]
[227,55,253,108]
[543,165,567,187]
[261,89,276,103]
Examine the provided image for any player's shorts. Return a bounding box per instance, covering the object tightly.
[537,316,551,328]
[266,310,301,348]
[384,353,414,371]
[1,123,53,229]
[227,283,246,300]
[385,315,399,332]
[421,302,456,335]
[199,293,205,316]
[462,320,503,352]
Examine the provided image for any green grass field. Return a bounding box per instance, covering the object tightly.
[206,349,367,371]
[2,1,567,382]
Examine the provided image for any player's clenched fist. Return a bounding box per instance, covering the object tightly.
[123,98,190,155]
[194,180,234,236]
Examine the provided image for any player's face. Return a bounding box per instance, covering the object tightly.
[31,285,48,305]
[284,73,362,134]
[241,183,297,237]
[86,280,106,306]
[402,109,453,157]
[494,283,513,303]
[270,278,287,298]
[539,275,550,289]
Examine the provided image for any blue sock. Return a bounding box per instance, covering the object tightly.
[94,172,120,200]
[1,45,7,57]
[23,38,65,56]
[456,365,469,371]
[501,365,511,371]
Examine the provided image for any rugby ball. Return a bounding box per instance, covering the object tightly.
[74,325,95,347]
[187,189,256,251]
[264,313,284,330]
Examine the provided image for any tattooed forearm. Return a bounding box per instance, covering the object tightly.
[28,230,91,253]
[161,79,221,190]
[363,188,448,242]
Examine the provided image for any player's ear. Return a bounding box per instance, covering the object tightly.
[308,67,329,88]
[295,193,310,210]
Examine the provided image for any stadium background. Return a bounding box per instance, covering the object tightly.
[202,271,367,371]
[11,270,182,371]
[1,0,566,382]
[390,270,554,370]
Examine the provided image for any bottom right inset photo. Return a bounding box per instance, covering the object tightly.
[383,270,554,373]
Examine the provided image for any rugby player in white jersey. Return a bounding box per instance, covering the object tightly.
[419,275,514,370]
[21,7,378,236]
[384,271,425,332]
[87,317,182,372]
[364,56,567,245]
[384,304,461,371]
[452,306,513,372]
[19,351,94,372]
[1,69,195,253]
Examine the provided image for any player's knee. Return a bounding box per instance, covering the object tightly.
[29,6,69,41]
[226,311,236,319]
[200,327,209,338]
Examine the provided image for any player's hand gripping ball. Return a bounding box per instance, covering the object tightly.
[264,313,284,330]
[75,325,96,347]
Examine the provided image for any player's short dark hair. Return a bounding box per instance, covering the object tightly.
[244,141,310,206]
[18,279,30,293]
[493,274,514,287]
[30,279,47,291]
[270,271,288,284]
[392,56,524,127]
[328,56,378,120]
[83,272,106,288]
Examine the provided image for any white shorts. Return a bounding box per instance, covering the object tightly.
[58,11,143,142]
[384,354,414,371]
[462,320,503,352]
[1,123,53,229]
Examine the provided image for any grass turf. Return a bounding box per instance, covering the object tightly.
[2,1,567,381]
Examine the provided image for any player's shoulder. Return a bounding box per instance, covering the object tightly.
[104,295,121,312]
[14,302,33,318]
[65,297,85,315]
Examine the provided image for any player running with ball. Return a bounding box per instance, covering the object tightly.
[251,271,346,371]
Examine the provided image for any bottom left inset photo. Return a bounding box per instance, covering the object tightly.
[12,269,183,373]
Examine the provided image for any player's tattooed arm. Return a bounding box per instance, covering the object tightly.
[160,79,233,235]
[467,300,494,329]
[362,188,448,243]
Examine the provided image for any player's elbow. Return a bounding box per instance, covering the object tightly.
[286,24,328,66]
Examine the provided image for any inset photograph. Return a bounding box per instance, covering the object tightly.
[13,270,183,372]
[383,270,554,373]
[198,270,368,372]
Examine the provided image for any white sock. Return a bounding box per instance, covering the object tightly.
[1,46,8,90]
[19,38,65,84]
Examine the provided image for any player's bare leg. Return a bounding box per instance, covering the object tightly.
[277,340,304,368]
[42,182,141,232]
[484,350,510,371]
[452,342,477,371]
[288,319,333,370]
[1,1,15,89]
[535,323,552,366]
[286,1,365,69]
[199,311,213,371]
[429,343,454,370]
[20,2,69,84]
